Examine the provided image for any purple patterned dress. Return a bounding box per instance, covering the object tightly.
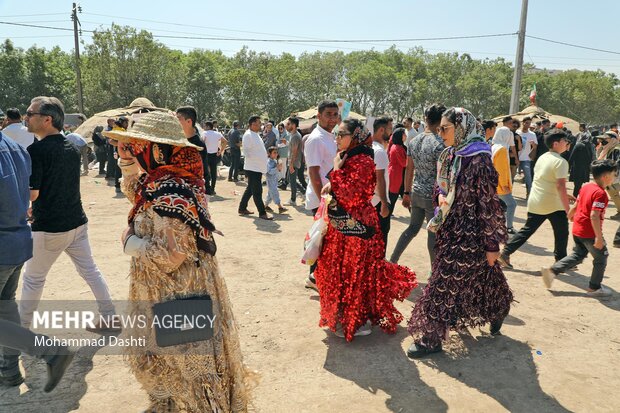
[408,153,513,348]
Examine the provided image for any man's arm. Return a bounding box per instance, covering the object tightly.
[590,209,605,249]
[376,170,388,204]
[510,144,520,166]
[289,139,299,173]
[308,166,322,200]
[402,157,414,208]
[555,178,571,213]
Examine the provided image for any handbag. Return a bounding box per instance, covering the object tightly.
[151,295,214,347]
[327,196,376,239]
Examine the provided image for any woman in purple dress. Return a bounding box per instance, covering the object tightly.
[407,107,513,358]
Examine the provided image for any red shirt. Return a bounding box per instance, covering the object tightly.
[388,144,407,194]
[572,182,608,239]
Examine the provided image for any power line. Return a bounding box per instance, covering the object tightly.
[527,35,620,56]
[0,20,516,43]
[0,13,68,17]
[0,21,74,32]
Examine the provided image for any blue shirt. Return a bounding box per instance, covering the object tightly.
[0,132,33,265]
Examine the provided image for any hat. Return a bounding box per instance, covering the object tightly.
[603,131,619,139]
[102,111,202,150]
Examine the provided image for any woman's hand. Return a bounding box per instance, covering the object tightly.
[333,152,347,171]
[121,224,135,246]
[486,250,500,266]
[438,194,448,207]
[321,182,332,196]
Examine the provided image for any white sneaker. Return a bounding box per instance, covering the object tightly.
[541,267,556,289]
[305,276,318,292]
[284,200,297,206]
[334,321,372,338]
[587,285,612,298]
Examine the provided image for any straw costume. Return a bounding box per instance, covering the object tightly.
[105,112,248,413]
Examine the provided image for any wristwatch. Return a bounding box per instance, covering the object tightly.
[404,192,411,195]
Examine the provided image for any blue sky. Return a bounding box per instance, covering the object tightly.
[1,0,620,75]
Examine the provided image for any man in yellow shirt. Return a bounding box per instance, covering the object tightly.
[499,130,575,269]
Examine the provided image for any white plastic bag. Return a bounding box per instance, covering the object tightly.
[301,195,330,265]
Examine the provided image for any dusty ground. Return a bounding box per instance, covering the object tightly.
[1,167,619,413]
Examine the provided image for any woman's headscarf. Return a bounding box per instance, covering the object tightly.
[128,141,217,255]
[598,131,619,160]
[427,107,491,233]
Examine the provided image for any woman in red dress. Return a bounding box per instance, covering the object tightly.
[314,118,417,341]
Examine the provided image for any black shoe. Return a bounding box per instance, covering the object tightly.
[264,206,274,212]
[44,352,75,392]
[0,373,24,387]
[614,243,620,249]
[498,254,513,269]
[507,227,516,235]
[406,342,442,359]
[490,319,504,336]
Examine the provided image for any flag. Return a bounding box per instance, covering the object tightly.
[529,84,537,105]
[336,98,351,120]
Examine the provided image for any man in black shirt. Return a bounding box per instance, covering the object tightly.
[227,120,242,182]
[176,106,214,195]
[19,96,117,332]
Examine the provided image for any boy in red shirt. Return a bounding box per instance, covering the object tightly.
[541,159,618,297]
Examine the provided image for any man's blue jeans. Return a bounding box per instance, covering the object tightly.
[0,264,24,377]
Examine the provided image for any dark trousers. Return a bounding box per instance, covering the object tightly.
[573,180,587,198]
[390,194,436,265]
[207,153,219,191]
[551,235,608,290]
[228,150,241,180]
[375,202,391,251]
[289,166,306,202]
[388,191,399,216]
[298,159,308,189]
[239,170,266,215]
[95,146,107,174]
[503,210,569,261]
[614,225,620,246]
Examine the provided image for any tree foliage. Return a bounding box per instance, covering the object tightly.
[2,26,619,125]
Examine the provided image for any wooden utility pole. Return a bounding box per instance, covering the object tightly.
[509,0,529,114]
[72,2,84,114]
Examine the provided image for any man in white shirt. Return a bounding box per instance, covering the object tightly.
[493,116,519,168]
[517,116,538,197]
[238,116,272,220]
[202,121,226,194]
[1,108,36,149]
[372,117,393,250]
[303,100,339,291]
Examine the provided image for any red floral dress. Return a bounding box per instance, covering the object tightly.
[314,150,417,341]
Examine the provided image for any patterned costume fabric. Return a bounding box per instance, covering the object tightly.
[408,112,513,348]
[121,160,248,412]
[128,142,217,254]
[314,148,417,342]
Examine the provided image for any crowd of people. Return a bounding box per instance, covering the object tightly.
[1,95,619,411]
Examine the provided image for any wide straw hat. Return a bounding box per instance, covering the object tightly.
[102,111,202,150]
